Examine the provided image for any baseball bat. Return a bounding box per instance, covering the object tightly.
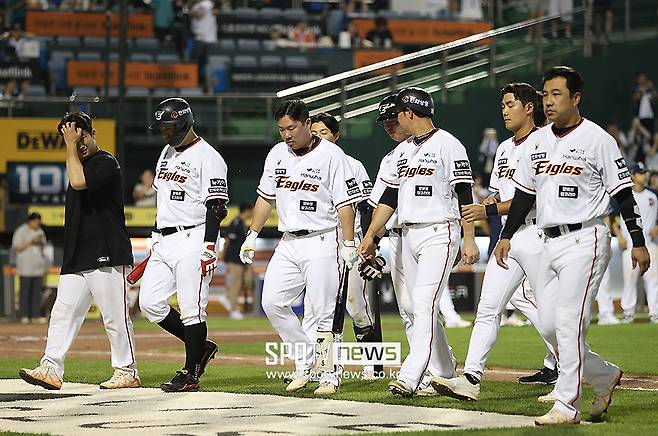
[127,254,150,285]
[369,281,384,373]
[332,264,350,335]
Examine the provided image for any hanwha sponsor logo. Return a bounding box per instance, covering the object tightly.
[401,95,410,103]
[155,110,165,120]
[171,111,179,119]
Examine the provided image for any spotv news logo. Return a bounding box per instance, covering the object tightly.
[264,342,401,366]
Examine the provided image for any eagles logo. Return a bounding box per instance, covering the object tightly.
[534,161,584,176]
[155,110,165,120]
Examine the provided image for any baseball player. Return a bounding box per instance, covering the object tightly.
[138,98,228,392]
[619,162,658,324]
[19,112,139,390]
[360,87,480,396]
[494,66,650,425]
[431,83,558,402]
[239,100,360,396]
[309,113,379,379]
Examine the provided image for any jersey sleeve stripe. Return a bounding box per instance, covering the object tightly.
[381,178,399,188]
[488,187,499,193]
[256,187,276,200]
[335,195,361,210]
[607,180,633,196]
[204,193,229,203]
[511,176,536,193]
[367,198,378,208]
[449,177,474,185]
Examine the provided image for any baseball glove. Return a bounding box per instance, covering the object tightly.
[358,256,386,281]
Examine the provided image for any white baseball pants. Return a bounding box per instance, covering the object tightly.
[463,224,557,377]
[596,260,616,319]
[389,232,413,344]
[42,266,137,379]
[397,221,459,390]
[139,226,211,326]
[536,224,620,419]
[621,242,658,318]
[262,228,343,372]
[346,233,375,329]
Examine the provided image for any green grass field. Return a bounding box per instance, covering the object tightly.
[1,315,657,435]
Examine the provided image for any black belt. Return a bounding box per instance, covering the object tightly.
[289,230,313,236]
[390,228,402,236]
[155,224,201,236]
[544,223,582,238]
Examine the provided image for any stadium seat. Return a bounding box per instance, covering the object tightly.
[259,7,283,19]
[233,55,258,68]
[218,39,236,51]
[126,87,150,96]
[152,87,178,96]
[129,53,154,62]
[135,38,160,49]
[260,55,283,68]
[155,53,180,63]
[57,36,82,46]
[83,37,108,47]
[179,87,204,97]
[234,8,259,18]
[286,9,306,21]
[77,51,102,61]
[73,86,98,96]
[285,55,309,68]
[237,39,261,51]
[26,84,47,97]
[208,55,231,67]
[108,52,120,61]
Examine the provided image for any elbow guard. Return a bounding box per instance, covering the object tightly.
[613,187,645,247]
[379,186,398,210]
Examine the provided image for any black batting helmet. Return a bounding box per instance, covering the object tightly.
[149,98,194,147]
[375,94,398,122]
[395,87,434,118]
[57,111,93,136]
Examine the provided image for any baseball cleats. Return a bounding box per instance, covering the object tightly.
[518,367,558,385]
[19,365,62,390]
[285,370,311,393]
[388,379,414,397]
[597,315,620,325]
[591,368,623,420]
[534,407,580,426]
[199,340,218,377]
[620,315,634,324]
[414,385,440,396]
[100,369,141,389]
[650,315,658,324]
[430,375,480,401]
[445,318,472,328]
[161,369,199,392]
[537,387,556,403]
[314,381,339,396]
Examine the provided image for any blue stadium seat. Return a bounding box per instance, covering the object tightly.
[155,53,180,63]
[129,53,154,62]
[259,7,283,19]
[285,55,309,68]
[135,38,160,49]
[73,86,98,96]
[27,84,47,97]
[83,37,108,47]
[77,51,102,61]
[286,9,306,21]
[126,87,150,96]
[152,88,178,96]
[233,55,258,68]
[57,36,82,46]
[179,87,204,97]
[237,39,261,51]
[234,8,259,18]
[218,39,236,51]
[260,55,283,68]
[208,55,231,67]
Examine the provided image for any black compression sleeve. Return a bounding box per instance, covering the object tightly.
[613,187,646,247]
[357,200,374,235]
[204,207,221,243]
[454,183,473,210]
[500,188,536,240]
[379,186,398,209]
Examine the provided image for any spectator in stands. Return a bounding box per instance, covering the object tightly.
[26,0,49,11]
[345,0,369,14]
[593,0,613,44]
[478,127,498,182]
[337,20,362,49]
[190,0,218,86]
[633,72,657,137]
[59,0,91,10]
[364,16,393,49]
[12,213,49,325]
[223,202,255,320]
[644,134,658,171]
[267,29,295,49]
[2,22,39,62]
[650,171,658,191]
[289,20,316,48]
[606,121,631,161]
[549,0,573,39]
[6,0,28,29]
[151,0,175,43]
[460,0,483,21]
[525,0,546,42]
[427,0,450,19]
[132,169,157,207]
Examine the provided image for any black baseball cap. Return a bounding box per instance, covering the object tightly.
[631,162,647,174]
[375,94,398,122]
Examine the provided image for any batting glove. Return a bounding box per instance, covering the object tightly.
[358,256,386,280]
[340,240,359,269]
[239,229,258,265]
[200,242,217,277]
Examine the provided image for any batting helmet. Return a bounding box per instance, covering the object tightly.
[149,98,194,147]
[57,111,93,136]
[375,94,398,122]
[395,87,434,118]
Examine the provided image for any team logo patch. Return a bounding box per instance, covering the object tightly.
[615,158,626,170]
[275,168,286,175]
[454,160,470,169]
[558,185,578,198]
[401,95,410,103]
[346,178,358,189]
[415,185,433,196]
[531,152,547,161]
[171,111,179,119]
[299,200,317,212]
[170,190,185,201]
[618,170,630,180]
[498,158,508,165]
[210,178,227,187]
[155,110,165,120]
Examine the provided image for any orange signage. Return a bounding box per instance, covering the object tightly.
[353,19,491,45]
[26,11,153,38]
[67,61,198,88]
[354,49,403,74]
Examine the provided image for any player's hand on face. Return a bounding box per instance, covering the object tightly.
[61,122,82,147]
[631,246,651,275]
[200,243,217,277]
[358,235,377,261]
[341,240,359,269]
[239,229,258,265]
[617,237,628,251]
[494,239,511,269]
[461,204,486,223]
[461,238,479,265]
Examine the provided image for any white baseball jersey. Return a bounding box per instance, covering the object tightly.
[368,142,411,230]
[153,137,229,228]
[513,119,632,228]
[489,133,537,224]
[256,137,361,232]
[620,188,658,241]
[347,155,372,234]
[381,129,474,224]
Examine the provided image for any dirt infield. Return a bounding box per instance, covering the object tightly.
[2,321,657,391]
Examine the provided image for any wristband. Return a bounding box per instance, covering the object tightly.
[373,235,382,247]
[629,230,646,248]
[485,203,498,217]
